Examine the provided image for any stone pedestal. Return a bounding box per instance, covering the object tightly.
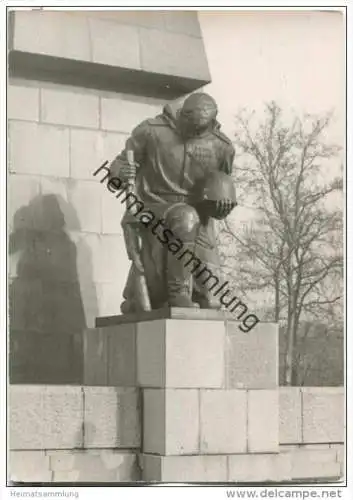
[91,308,280,482]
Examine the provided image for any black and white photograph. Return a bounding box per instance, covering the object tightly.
[2,2,350,494]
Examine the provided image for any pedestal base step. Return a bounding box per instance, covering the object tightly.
[96,307,238,327]
[140,451,342,483]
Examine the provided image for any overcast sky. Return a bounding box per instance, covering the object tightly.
[199,10,344,145]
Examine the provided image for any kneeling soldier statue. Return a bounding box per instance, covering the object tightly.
[110,92,237,313]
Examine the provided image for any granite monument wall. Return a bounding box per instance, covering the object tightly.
[8,9,210,384]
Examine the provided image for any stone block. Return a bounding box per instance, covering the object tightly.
[81,290,99,331]
[331,443,345,465]
[101,184,127,235]
[42,281,86,334]
[9,385,83,450]
[107,323,137,386]
[228,453,292,482]
[9,451,52,483]
[113,452,141,482]
[39,178,90,237]
[84,387,140,448]
[140,28,210,81]
[40,176,69,202]
[8,83,40,121]
[8,174,41,231]
[76,233,102,285]
[143,389,199,455]
[302,388,344,443]
[89,19,140,69]
[100,95,162,133]
[63,231,98,328]
[279,387,302,444]
[9,278,55,333]
[225,322,278,389]
[53,470,80,482]
[163,11,202,37]
[70,231,99,328]
[137,319,225,388]
[13,11,91,61]
[74,231,100,281]
[13,229,82,284]
[9,250,20,280]
[10,278,82,336]
[71,129,101,181]
[300,444,330,450]
[42,386,84,449]
[50,451,139,482]
[83,328,108,385]
[71,129,127,181]
[280,444,299,452]
[143,390,165,455]
[9,121,70,177]
[335,445,345,477]
[290,448,342,480]
[39,177,80,228]
[9,385,46,449]
[141,454,227,482]
[200,390,247,454]
[9,279,43,332]
[137,320,170,388]
[10,12,209,99]
[102,451,140,481]
[41,88,99,128]
[301,443,341,452]
[248,390,279,453]
[83,10,166,29]
[9,330,83,385]
[97,282,127,317]
[47,450,76,472]
[97,234,128,283]
[67,180,102,233]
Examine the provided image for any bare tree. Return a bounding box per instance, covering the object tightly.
[219,102,343,385]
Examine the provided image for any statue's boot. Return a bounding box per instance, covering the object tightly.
[120,265,136,313]
[167,243,199,308]
[197,295,221,310]
[164,203,201,309]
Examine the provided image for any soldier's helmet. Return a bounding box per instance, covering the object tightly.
[201,171,236,202]
[179,93,218,134]
[197,171,237,220]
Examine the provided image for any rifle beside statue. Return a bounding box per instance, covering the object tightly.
[121,150,152,312]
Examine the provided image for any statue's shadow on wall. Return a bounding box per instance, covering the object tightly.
[9,194,98,384]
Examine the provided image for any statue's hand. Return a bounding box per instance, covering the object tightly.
[110,157,138,182]
[215,199,236,219]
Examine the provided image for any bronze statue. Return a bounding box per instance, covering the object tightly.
[110,93,236,313]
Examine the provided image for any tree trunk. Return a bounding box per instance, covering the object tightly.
[284,302,296,385]
[291,359,299,386]
[274,272,280,322]
[284,344,293,385]
[291,314,299,385]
